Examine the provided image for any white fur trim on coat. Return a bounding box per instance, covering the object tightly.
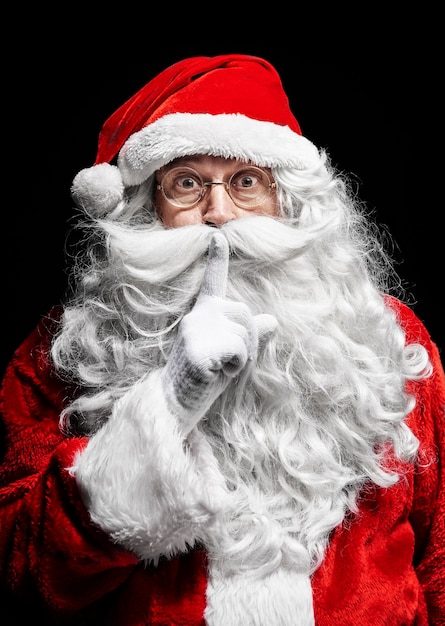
[205,567,314,626]
[69,369,229,563]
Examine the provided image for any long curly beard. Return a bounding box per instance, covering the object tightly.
[54,215,421,580]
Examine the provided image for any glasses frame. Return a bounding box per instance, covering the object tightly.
[156,165,276,210]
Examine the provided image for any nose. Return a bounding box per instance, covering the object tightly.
[201,183,236,225]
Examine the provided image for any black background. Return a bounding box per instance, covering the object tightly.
[3,45,443,377]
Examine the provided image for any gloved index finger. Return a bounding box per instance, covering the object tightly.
[198,232,230,300]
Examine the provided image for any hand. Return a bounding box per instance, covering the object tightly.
[161,232,277,430]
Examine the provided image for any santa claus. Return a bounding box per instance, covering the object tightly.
[0,54,444,625]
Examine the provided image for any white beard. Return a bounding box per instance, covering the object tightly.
[58,215,419,625]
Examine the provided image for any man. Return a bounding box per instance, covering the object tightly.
[1,54,444,625]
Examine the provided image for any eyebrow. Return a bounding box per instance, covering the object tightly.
[161,159,272,173]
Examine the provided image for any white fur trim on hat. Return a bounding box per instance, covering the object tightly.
[118,112,320,187]
[71,163,125,217]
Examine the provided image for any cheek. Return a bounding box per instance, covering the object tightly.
[169,212,204,227]
[155,192,203,227]
[250,196,279,218]
[158,205,204,227]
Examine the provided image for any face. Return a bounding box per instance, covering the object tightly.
[154,155,278,227]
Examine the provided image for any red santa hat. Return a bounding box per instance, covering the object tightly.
[71,54,319,215]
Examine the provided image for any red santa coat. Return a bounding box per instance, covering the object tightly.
[0,298,444,625]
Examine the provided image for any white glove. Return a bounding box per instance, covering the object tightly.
[161,232,277,431]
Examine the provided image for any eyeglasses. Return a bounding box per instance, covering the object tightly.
[156,165,276,209]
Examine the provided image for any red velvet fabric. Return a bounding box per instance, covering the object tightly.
[94,55,302,166]
[1,299,444,625]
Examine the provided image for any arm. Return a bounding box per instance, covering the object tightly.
[389,298,445,622]
[0,310,138,616]
[0,307,226,625]
[0,308,228,619]
[409,340,445,623]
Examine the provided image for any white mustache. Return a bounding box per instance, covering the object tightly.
[102,216,315,286]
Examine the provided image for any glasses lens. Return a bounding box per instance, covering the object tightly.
[160,167,203,207]
[229,167,272,208]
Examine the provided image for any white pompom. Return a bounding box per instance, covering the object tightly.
[71,163,124,216]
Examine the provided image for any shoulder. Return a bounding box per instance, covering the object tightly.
[384,294,445,416]
[385,296,445,442]
[384,295,434,348]
[1,306,68,410]
[13,306,63,372]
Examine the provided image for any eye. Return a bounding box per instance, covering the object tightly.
[232,169,262,189]
[158,166,204,208]
[174,173,201,192]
